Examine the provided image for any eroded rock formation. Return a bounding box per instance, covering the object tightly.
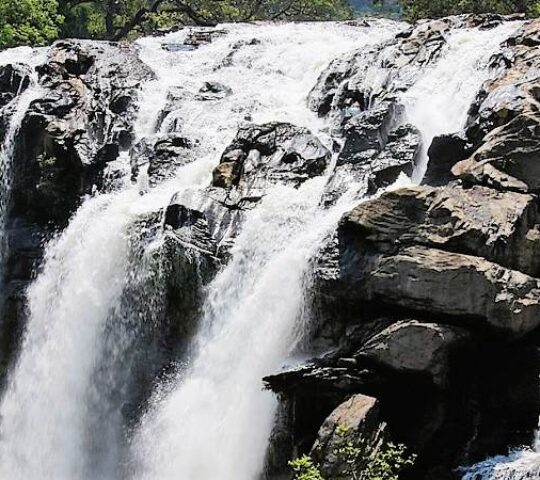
[265,16,540,480]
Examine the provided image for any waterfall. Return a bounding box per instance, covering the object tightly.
[0,49,46,283]
[129,20,521,480]
[402,21,522,182]
[0,19,524,480]
[0,22,401,480]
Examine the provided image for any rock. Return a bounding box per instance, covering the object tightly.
[341,183,540,276]
[212,122,330,193]
[196,81,232,100]
[359,246,540,338]
[356,320,471,388]
[0,63,32,108]
[12,39,154,226]
[367,124,420,192]
[161,201,220,349]
[184,28,228,48]
[264,364,379,395]
[323,123,420,204]
[453,113,540,192]
[452,19,540,192]
[147,135,194,184]
[311,394,388,480]
[308,16,492,118]
[424,133,470,185]
[162,43,196,52]
[164,200,218,258]
[337,104,396,164]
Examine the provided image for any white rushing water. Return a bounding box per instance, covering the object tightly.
[403,21,522,182]
[0,22,402,480]
[0,19,523,480]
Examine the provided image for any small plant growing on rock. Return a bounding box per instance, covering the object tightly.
[362,442,416,480]
[334,424,416,480]
[290,424,416,480]
[289,455,325,480]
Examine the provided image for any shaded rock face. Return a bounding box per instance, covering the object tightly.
[0,64,31,110]
[13,40,153,226]
[265,16,540,480]
[356,320,470,388]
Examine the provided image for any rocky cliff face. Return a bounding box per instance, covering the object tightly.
[1,14,539,480]
[265,16,540,480]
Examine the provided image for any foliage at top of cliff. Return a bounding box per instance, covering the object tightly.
[0,0,63,48]
[395,0,539,20]
[1,0,540,49]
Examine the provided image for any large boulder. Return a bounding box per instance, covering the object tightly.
[359,246,540,338]
[311,395,388,480]
[356,320,470,388]
[212,122,330,193]
[341,183,540,276]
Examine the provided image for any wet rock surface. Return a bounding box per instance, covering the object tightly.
[212,122,331,193]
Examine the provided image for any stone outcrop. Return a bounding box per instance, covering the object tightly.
[265,16,540,480]
[341,183,540,276]
[452,19,540,192]
[212,122,331,192]
[311,395,388,479]
[14,40,153,226]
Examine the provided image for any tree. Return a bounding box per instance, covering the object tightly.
[374,0,539,21]
[58,0,353,41]
[0,0,64,48]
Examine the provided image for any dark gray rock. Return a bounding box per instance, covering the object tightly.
[424,133,470,186]
[341,183,540,276]
[0,63,32,108]
[197,81,232,101]
[356,320,471,388]
[453,19,540,192]
[13,39,154,226]
[212,122,331,193]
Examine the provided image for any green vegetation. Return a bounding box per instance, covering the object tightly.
[289,424,416,480]
[290,455,326,480]
[375,0,539,20]
[0,0,353,48]
[1,0,540,49]
[0,0,63,48]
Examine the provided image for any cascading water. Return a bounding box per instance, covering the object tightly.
[401,21,522,182]
[0,22,402,480]
[129,20,521,480]
[0,49,46,284]
[0,18,524,480]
